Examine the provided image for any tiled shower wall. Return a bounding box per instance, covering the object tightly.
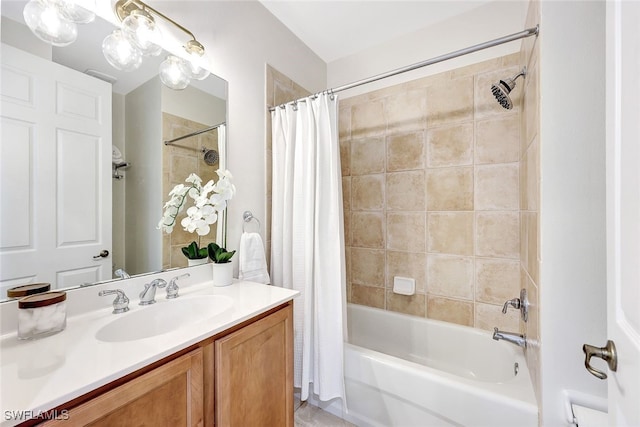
[161,112,219,270]
[519,0,541,405]
[340,53,523,331]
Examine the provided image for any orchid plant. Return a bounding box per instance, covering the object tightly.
[158,170,235,237]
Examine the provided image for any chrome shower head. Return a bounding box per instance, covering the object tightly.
[491,67,526,110]
[203,148,219,165]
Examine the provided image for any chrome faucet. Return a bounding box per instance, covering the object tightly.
[114,268,130,279]
[139,278,167,305]
[166,273,190,299]
[99,289,130,314]
[493,328,527,348]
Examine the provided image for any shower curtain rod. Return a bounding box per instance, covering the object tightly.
[269,25,539,112]
[163,122,226,145]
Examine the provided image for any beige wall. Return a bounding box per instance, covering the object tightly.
[340,53,523,331]
[519,0,541,410]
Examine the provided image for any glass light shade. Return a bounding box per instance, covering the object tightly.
[102,29,142,72]
[121,10,162,57]
[185,56,210,81]
[184,40,210,80]
[55,0,95,24]
[23,0,78,47]
[159,56,190,90]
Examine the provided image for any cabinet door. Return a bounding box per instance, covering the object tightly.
[215,304,293,427]
[42,349,203,427]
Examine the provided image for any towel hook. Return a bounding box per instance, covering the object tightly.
[242,211,261,233]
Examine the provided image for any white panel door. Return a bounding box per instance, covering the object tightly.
[606,1,640,425]
[0,43,112,295]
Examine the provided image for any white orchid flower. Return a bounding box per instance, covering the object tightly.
[169,184,185,196]
[159,170,234,236]
[185,173,202,185]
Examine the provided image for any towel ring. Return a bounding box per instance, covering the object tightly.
[242,211,261,232]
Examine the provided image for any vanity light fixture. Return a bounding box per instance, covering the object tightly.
[102,29,143,71]
[22,0,95,47]
[110,0,211,89]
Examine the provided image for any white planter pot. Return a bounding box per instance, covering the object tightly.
[212,262,233,286]
[187,258,208,267]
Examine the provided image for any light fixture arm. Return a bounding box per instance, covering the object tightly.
[114,0,200,45]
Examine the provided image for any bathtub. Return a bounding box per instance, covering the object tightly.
[341,304,538,427]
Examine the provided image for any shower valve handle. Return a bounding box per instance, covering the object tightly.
[501,289,529,322]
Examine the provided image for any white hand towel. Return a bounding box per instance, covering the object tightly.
[238,232,271,285]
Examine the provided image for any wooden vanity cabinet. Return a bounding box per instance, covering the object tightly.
[40,349,204,427]
[214,302,293,427]
[34,302,293,427]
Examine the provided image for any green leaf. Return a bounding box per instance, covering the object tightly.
[182,241,207,259]
[207,243,235,263]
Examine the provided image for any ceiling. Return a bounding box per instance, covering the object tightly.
[258,0,494,63]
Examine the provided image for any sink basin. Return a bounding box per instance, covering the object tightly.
[95,295,233,343]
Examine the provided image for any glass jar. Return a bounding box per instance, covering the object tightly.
[18,291,67,340]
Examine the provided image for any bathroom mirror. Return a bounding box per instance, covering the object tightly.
[0,2,228,301]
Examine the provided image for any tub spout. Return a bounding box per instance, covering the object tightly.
[493,327,526,348]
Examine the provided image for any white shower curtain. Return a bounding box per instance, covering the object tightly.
[271,93,346,402]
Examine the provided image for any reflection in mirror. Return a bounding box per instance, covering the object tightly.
[0,2,228,301]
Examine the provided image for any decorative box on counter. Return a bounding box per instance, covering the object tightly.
[7,282,51,299]
[18,291,67,340]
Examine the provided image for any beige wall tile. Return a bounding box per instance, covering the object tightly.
[427,76,474,127]
[426,296,473,327]
[351,284,385,309]
[387,212,426,252]
[475,66,521,120]
[351,137,385,175]
[343,177,352,246]
[475,115,520,164]
[427,212,474,256]
[387,291,426,317]
[386,171,425,211]
[385,89,427,134]
[386,132,425,172]
[426,123,473,167]
[342,177,352,211]
[274,80,300,107]
[351,248,385,287]
[352,212,385,248]
[352,100,387,138]
[171,155,198,182]
[426,255,474,300]
[476,212,519,258]
[352,174,385,211]
[340,138,351,176]
[475,302,519,331]
[475,164,519,211]
[426,167,474,211]
[526,137,539,211]
[339,106,351,140]
[523,55,539,149]
[386,251,427,293]
[476,258,520,305]
[525,212,539,284]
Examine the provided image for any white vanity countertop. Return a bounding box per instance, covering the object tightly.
[0,280,298,426]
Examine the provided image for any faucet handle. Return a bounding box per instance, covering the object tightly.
[149,278,167,288]
[501,289,529,322]
[166,273,190,299]
[99,289,130,314]
[502,298,521,314]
